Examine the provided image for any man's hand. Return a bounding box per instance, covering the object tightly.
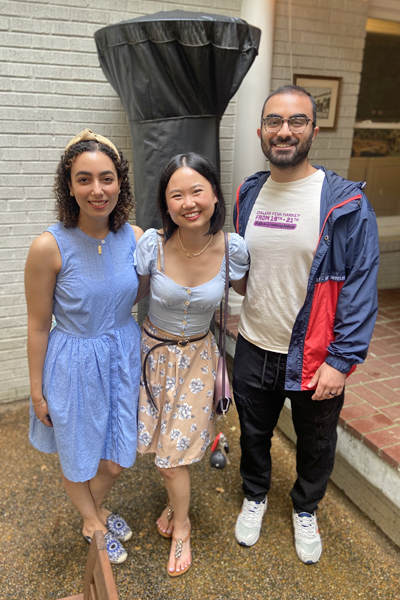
[307,363,346,401]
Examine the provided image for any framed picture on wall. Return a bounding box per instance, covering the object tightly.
[293,75,342,130]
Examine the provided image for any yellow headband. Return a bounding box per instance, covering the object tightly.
[65,129,120,159]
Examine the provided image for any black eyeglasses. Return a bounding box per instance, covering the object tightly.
[261,116,315,133]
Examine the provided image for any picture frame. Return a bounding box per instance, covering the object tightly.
[293,75,342,130]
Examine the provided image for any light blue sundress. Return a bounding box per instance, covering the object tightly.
[29,222,141,482]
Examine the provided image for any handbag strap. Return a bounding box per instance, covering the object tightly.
[219,232,229,388]
[143,328,209,414]
[157,233,165,273]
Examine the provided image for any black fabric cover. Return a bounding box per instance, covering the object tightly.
[95,10,260,231]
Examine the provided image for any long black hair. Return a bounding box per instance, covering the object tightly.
[157,152,226,241]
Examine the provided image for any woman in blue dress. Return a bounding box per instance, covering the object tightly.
[136,153,249,576]
[25,129,146,564]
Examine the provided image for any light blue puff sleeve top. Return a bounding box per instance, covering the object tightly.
[136,228,249,337]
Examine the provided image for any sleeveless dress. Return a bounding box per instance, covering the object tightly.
[135,229,249,468]
[29,222,141,483]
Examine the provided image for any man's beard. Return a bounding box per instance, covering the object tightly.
[261,130,314,169]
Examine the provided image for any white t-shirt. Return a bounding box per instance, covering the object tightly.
[239,169,325,353]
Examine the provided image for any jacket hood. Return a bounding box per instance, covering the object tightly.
[316,166,365,209]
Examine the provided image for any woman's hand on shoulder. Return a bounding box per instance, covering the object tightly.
[131,225,144,244]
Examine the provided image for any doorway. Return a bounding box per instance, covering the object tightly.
[348,18,400,289]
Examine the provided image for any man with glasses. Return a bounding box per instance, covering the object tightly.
[232,85,379,564]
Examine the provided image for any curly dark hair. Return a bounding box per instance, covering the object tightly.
[158,152,226,242]
[54,140,134,232]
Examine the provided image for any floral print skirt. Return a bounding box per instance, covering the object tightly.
[137,318,219,468]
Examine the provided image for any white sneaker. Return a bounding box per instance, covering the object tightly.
[235,497,267,546]
[292,510,322,564]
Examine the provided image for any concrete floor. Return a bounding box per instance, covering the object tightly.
[1,402,400,600]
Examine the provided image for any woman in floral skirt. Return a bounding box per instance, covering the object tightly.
[136,153,249,576]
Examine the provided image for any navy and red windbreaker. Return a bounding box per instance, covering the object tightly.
[233,167,380,391]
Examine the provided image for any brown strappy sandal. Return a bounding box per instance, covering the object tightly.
[167,526,191,577]
[156,504,174,538]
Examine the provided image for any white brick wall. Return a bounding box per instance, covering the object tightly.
[0,0,241,403]
[0,0,369,404]
[271,0,368,178]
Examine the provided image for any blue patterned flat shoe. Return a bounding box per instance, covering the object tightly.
[106,513,133,542]
[83,531,128,564]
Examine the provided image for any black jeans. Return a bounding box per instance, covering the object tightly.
[232,334,344,513]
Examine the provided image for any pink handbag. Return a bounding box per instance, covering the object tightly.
[213,232,232,416]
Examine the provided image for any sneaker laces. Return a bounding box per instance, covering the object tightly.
[241,499,265,525]
[295,512,318,540]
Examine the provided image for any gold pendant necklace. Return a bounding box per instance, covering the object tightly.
[78,227,105,255]
[177,227,213,258]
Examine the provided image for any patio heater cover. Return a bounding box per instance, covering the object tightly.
[94,10,261,231]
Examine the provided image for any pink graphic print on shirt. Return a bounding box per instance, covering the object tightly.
[254,210,300,230]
